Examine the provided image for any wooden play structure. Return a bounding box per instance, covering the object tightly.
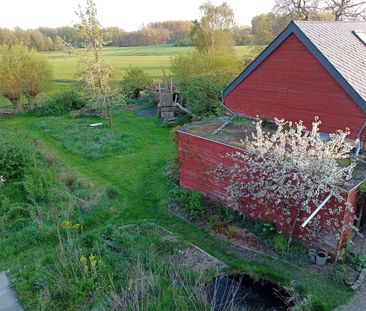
[157,72,191,125]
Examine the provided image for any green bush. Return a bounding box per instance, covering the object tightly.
[261,221,276,238]
[33,90,86,116]
[122,67,153,98]
[105,185,119,200]
[171,51,241,87]
[22,167,62,205]
[217,204,235,225]
[0,134,35,179]
[206,214,220,230]
[272,234,288,253]
[347,253,366,272]
[170,189,208,221]
[180,74,222,115]
[0,199,30,233]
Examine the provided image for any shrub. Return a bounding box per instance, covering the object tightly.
[347,253,366,272]
[206,214,220,230]
[0,202,30,232]
[105,185,119,200]
[171,51,242,87]
[33,90,86,116]
[22,167,61,205]
[122,67,153,98]
[170,189,208,221]
[180,74,222,115]
[272,234,288,253]
[226,225,236,238]
[164,159,179,186]
[261,221,276,238]
[217,204,235,225]
[0,134,35,179]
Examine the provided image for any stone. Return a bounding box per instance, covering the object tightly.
[0,272,23,311]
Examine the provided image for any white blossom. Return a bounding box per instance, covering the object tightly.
[215,117,357,246]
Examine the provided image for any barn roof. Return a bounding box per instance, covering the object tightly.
[223,21,366,113]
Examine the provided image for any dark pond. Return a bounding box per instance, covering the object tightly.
[206,273,293,311]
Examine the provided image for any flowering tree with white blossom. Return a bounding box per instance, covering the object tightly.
[216,117,357,248]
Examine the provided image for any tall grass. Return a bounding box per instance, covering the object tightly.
[34,117,137,160]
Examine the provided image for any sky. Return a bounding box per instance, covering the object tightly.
[0,0,274,31]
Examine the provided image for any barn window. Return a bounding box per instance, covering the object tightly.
[353,30,366,45]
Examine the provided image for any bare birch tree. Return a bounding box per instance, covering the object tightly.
[75,0,121,126]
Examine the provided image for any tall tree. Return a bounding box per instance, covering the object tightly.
[0,44,52,111]
[0,44,26,111]
[274,0,365,20]
[273,0,321,20]
[326,0,366,20]
[251,13,290,45]
[190,1,235,54]
[75,0,117,126]
[23,50,53,109]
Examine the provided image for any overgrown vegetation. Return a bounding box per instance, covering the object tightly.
[169,187,308,258]
[122,66,153,98]
[34,117,136,160]
[32,90,86,116]
[0,132,36,179]
[179,74,222,115]
[170,1,244,116]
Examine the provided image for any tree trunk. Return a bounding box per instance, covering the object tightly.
[28,96,36,110]
[288,208,301,249]
[11,98,23,111]
[107,103,113,127]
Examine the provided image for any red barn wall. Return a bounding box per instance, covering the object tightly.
[178,130,358,252]
[225,34,366,142]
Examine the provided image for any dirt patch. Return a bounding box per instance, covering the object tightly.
[179,246,226,272]
[135,107,157,116]
[0,109,16,117]
[212,226,263,251]
[123,104,138,110]
[169,195,267,253]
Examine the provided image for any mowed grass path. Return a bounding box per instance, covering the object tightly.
[0,111,352,310]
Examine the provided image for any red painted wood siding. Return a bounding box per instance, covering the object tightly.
[225,34,366,142]
[178,130,358,252]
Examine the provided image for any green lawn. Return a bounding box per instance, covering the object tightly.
[0,109,353,310]
[42,45,258,81]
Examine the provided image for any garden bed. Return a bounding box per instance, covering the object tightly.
[168,187,363,288]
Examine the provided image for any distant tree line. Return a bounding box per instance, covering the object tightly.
[0,21,194,51]
[0,0,364,51]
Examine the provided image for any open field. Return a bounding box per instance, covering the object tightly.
[0,106,353,310]
[43,45,259,81]
[0,44,261,108]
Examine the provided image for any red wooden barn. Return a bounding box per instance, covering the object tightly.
[224,21,366,145]
[177,21,366,254]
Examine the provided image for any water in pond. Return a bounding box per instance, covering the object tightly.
[206,274,293,311]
